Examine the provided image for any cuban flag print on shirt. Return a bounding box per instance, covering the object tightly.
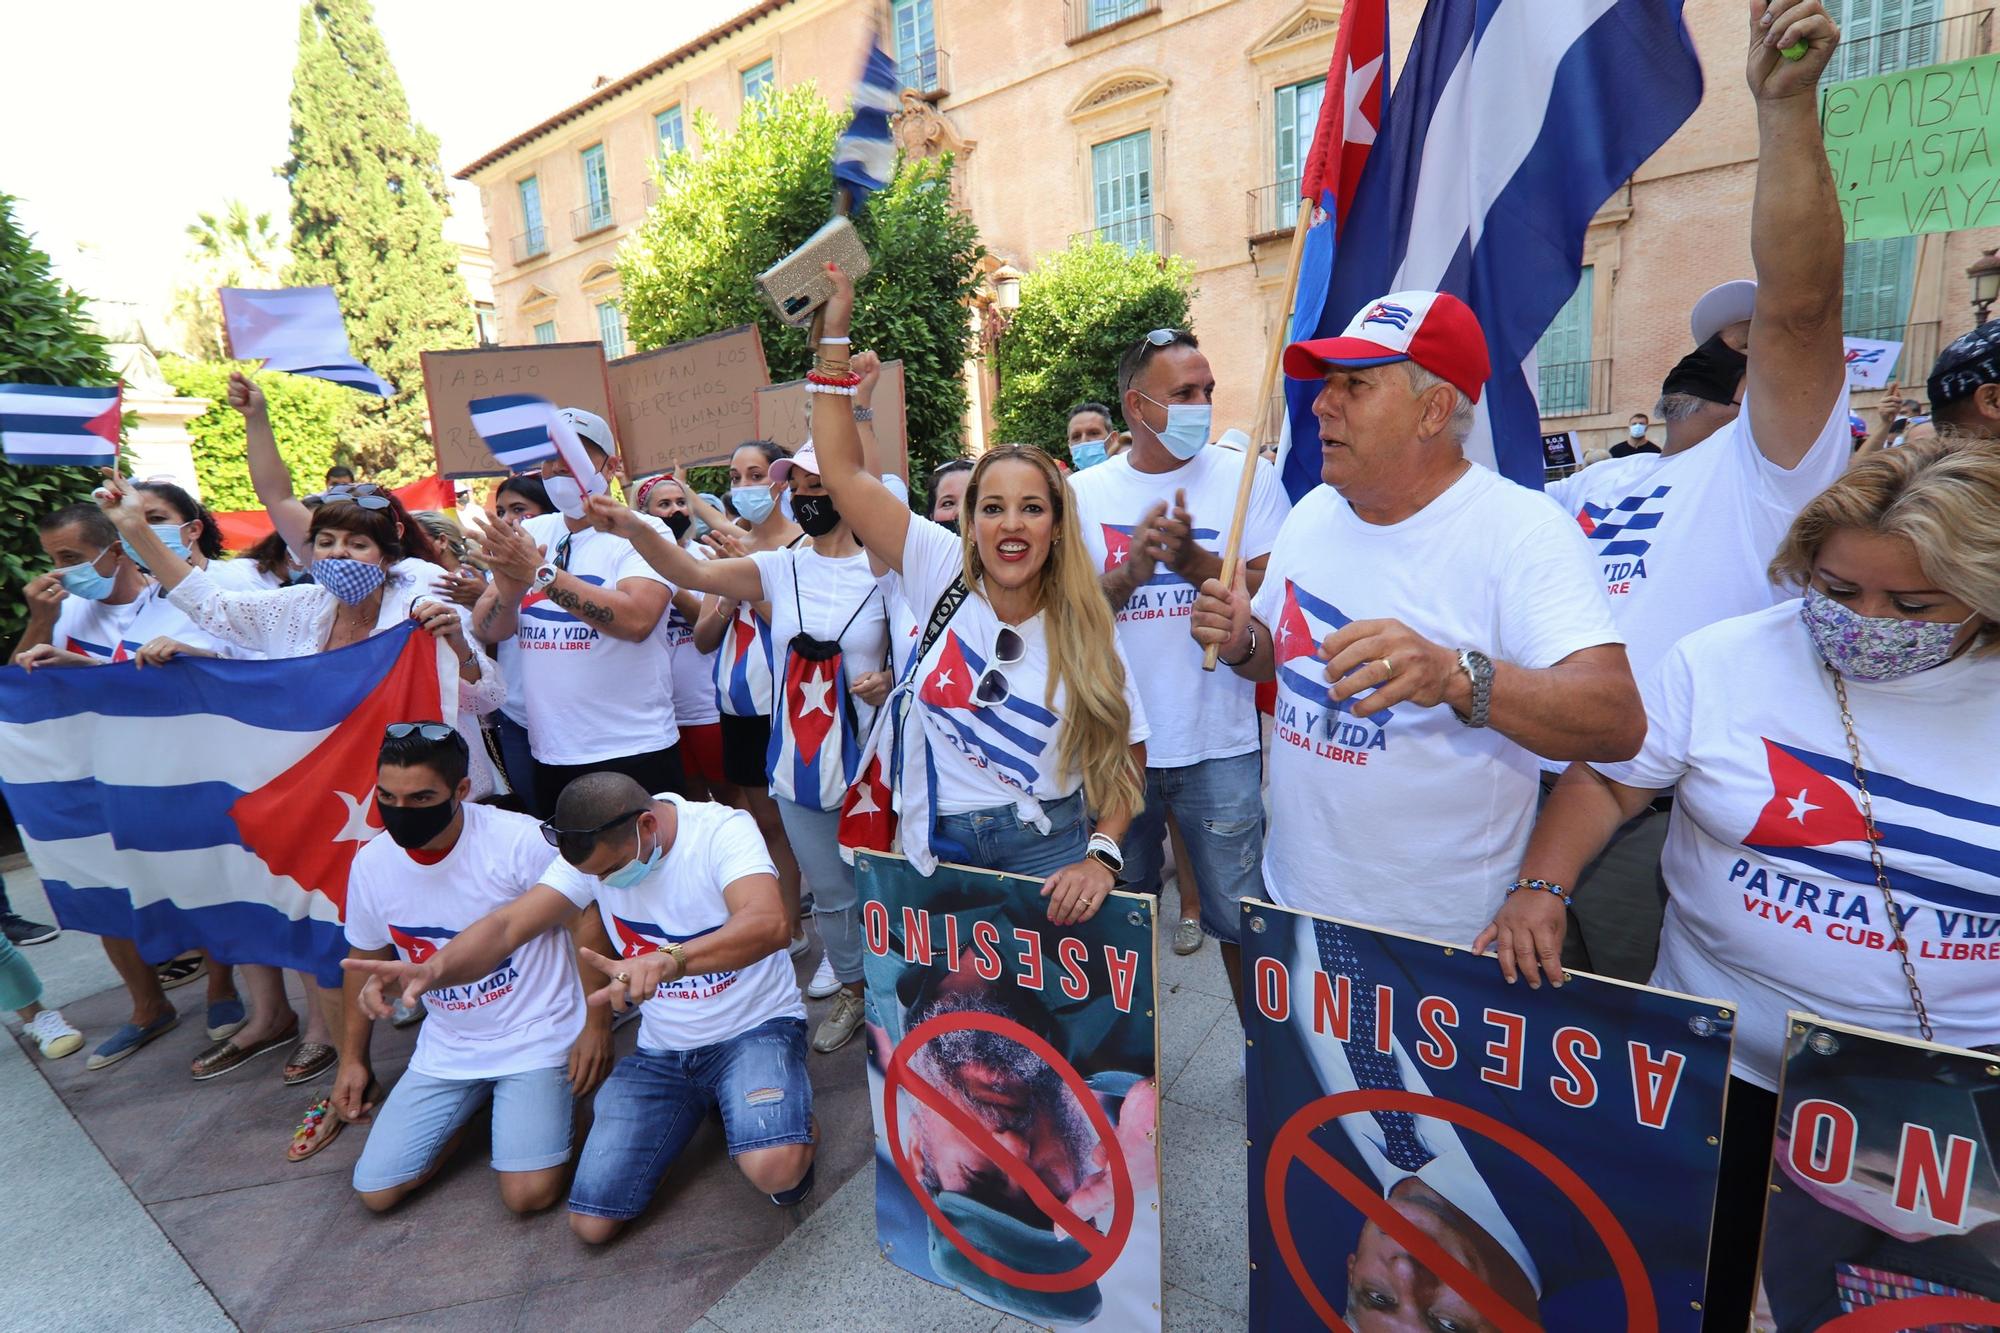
[0,625,455,985]
[1271,580,1396,747]
[389,922,522,1013]
[610,915,736,1000]
[917,631,1060,797]
[714,603,774,718]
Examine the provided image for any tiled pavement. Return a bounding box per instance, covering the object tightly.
[3,858,1254,1331]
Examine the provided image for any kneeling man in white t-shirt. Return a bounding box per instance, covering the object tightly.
[347,770,812,1245]
[336,723,612,1214]
[1192,290,1646,950]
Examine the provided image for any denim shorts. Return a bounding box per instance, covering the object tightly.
[568,1016,812,1220]
[1121,750,1267,941]
[352,1063,574,1192]
[932,789,1089,879]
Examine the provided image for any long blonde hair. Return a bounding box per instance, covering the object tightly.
[1770,436,2000,656]
[960,446,1145,820]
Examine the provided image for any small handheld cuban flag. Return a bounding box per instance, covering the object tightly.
[219,286,394,397]
[466,393,605,497]
[0,383,122,467]
[831,31,900,212]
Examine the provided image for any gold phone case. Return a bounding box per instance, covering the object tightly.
[755,216,872,327]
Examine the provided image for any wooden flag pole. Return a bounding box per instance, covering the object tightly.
[1202,203,1316,671]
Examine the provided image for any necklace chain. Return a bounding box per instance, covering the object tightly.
[1828,666,1933,1043]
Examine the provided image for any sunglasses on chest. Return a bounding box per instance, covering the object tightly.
[973,628,1027,707]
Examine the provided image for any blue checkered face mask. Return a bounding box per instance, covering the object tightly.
[309,557,388,606]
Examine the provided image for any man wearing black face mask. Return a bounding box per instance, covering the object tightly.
[331,723,613,1209]
[1534,19,1851,983]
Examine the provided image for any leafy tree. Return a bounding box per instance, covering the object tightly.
[159,358,355,513]
[992,241,1195,459]
[0,193,116,646]
[619,84,984,494]
[170,200,287,360]
[283,0,472,486]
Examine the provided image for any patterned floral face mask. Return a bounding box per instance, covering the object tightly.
[1800,586,1969,681]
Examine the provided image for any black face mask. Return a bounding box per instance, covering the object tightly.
[934,516,959,536]
[793,492,841,537]
[663,512,693,541]
[379,799,457,850]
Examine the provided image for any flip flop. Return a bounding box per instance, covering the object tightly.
[190,1018,300,1081]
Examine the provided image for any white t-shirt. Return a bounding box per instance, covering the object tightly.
[113,582,243,662]
[541,795,803,1051]
[49,593,143,662]
[900,517,1149,816]
[207,557,284,592]
[752,545,890,808]
[1069,446,1292,768]
[1594,603,2000,1090]
[658,543,718,728]
[513,513,674,765]
[878,569,923,681]
[344,804,585,1080]
[1544,390,1850,681]
[1250,465,1623,946]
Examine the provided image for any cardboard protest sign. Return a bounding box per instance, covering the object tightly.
[756,359,907,478]
[1541,430,1579,472]
[1820,53,2000,242]
[1244,901,1734,1332]
[421,343,614,478]
[857,851,1161,1331]
[608,325,769,474]
[1757,1015,2000,1330]
[1843,336,1904,390]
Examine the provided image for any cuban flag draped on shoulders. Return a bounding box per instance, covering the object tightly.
[0,625,457,984]
[1280,0,1703,501]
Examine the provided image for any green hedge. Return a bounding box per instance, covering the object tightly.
[160,357,357,513]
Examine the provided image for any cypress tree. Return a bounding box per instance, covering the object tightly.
[282,0,472,483]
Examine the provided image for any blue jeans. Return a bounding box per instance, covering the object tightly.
[1121,751,1266,942]
[568,1016,812,1220]
[352,1063,574,1191]
[932,790,1089,879]
[779,798,862,985]
[494,712,537,809]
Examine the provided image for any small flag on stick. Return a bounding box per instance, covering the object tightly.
[467,393,604,496]
[219,286,394,397]
[0,383,122,467]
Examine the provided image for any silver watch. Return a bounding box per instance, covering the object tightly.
[1455,649,1494,728]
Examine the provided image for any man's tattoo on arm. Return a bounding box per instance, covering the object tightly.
[549,585,614,625]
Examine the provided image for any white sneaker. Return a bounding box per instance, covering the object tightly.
[788,930,811,958]
[26,1008,83,1060]
[805,954,841,1000]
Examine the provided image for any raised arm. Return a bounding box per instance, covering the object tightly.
[228,372,313,555]
[1744,0,1846,468]
[802,267,912,574]
[343,884,581,1017]
[581,494,764,604]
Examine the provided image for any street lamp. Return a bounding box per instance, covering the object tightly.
[1970,248,2000,326]
[993,263,1022,313]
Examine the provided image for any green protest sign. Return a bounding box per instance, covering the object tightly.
[1819,51,2000,242]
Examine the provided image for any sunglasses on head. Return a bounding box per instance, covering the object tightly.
[384,721,458,744]
[540,807,647,861]
[305,483,391,511]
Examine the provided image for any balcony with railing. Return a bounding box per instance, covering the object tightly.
[511,227,549,265]
[1845,321,1942,387]
[1538,359,1612,418]
[571,199,616,241]
[1070,213,1172,254]
[1066,0,1160,42]
[1247,180,1308,241]
[1820,9,1992,83]
[897,45,950,97]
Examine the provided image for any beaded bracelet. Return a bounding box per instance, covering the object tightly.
[805,382,857,397]
[1506,878,1573,906]
[806,368,861,387]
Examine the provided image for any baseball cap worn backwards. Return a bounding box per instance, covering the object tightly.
[1282,290,1492,402]
[1690,280,1757,346]
[1929,319,2000,408]
[557,406,614,454]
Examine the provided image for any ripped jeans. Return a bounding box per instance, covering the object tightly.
[567,1016,812,1220]
[1120,750,1268,942]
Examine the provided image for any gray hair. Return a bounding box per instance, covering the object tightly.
[1654,392,1710,424]
[1404,363,1476,444]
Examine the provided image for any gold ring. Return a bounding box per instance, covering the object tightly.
[1379,656,1395,679]
[614,972,629,985]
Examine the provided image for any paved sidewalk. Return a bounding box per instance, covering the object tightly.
[3,857,1252,1331]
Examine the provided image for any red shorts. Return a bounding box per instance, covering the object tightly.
[680,721,727,785]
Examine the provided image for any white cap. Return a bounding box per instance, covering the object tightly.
[1215,428,1250,453]
[1690,280,1757,346]
[557,406,614,454]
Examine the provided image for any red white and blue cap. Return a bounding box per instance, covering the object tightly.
[1282,290,1492,403]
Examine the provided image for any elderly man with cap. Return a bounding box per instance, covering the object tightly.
[1525,7,1850,978]
[1190,292,1643,948]
[471,407,680,816]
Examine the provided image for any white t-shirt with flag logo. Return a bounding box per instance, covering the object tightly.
[1544,390,1850,681]
[750,545,889,809]
[657,543,719,729]
[1069,446,1292,769]
[48,594,142,662]
[541,795,804,1051]
[1594,602,2000,1090]
[1250,465,1621,946]
[900,517,1149,817]
[112,583,244,662]
[345,803,586,1080]
[513,513,674,765]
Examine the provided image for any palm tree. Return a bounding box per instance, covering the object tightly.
[171,200,288,359]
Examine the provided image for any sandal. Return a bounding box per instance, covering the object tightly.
[283,1041,338,1086]
[288,1082,380,1163]
[155,951,207,991]
[190,1017,300,1081]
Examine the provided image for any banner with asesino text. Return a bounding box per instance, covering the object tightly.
[1244,900,1733,1331]
[856,851,1162,1331]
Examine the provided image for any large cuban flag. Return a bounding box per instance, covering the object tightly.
[0,625,457,984]
[1281,0,1703,499]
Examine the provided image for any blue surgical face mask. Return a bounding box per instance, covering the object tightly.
[1137,393,1212,461]
[602,818,664,889]
[121,522,192,569]
[56,548,118,602]
[731,485,777,525]
[1070,438,1109,471]
[1628,423,1648,439]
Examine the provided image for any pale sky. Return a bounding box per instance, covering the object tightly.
[0,0,750,332]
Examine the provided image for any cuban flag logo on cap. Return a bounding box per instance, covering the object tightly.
[1362,301,1414,331]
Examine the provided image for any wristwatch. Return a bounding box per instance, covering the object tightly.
[1454,649,1494,728]
[530,562,559,593]
[660,941,689,980]
[1086,832,1124,877]
[852,405,875,422]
